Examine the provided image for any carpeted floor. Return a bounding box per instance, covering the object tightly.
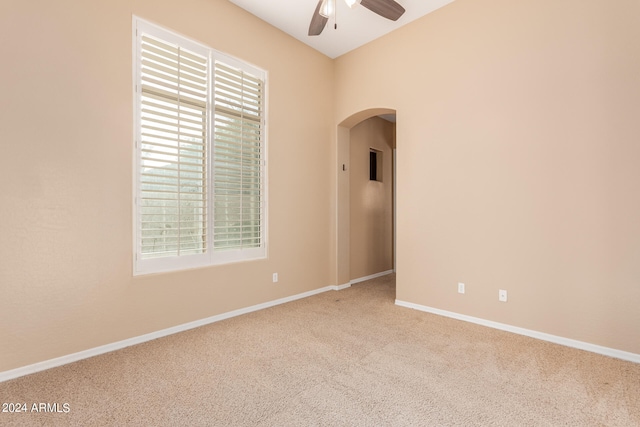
[1,273,639,426]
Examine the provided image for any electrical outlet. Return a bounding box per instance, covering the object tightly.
[458,283,465,294]
[499,289,507,302]
[272,273,278,283]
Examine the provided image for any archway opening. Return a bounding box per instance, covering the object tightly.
[336,108,397,287]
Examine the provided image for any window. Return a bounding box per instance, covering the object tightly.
[133,18,267,275]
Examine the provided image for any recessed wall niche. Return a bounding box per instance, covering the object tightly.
[369,149,382,182]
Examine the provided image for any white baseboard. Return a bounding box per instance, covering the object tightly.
[333,283,352,291]
[395,300,640,364]
[0,285,341,383]
[350,269,395,285]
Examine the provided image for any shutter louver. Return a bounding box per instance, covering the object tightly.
[213,62,264,252]
[139,35,208,259]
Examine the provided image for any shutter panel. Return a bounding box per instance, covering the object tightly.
[213,62,264,252]
[139,35,208,259]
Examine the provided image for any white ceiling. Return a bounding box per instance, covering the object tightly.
[228,0,455,59]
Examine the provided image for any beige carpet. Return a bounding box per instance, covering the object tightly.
[1,274,639,426]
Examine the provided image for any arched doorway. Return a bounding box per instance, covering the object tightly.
[336,108,396,287]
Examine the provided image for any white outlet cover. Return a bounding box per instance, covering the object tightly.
[273,273,278,283]
[458,283,465,294]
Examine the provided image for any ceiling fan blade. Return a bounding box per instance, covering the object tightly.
[308,0,329,36]
[360,0,406,21]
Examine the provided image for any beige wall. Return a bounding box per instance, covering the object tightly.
[336,0,640,354]
[349,117,394,280]
[0,0,335,372]
[1,0,639,374]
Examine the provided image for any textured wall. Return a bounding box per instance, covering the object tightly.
[0,0,335,372]
[2,0,639,374]
[335,0,640,354]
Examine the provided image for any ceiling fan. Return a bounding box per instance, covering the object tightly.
[308,0,406,36]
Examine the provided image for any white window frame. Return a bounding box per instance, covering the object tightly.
[133,17,268,275]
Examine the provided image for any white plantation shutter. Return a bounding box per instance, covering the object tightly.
[213,61,265,253]
[139,34,208,260]
[134,18,267,275]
